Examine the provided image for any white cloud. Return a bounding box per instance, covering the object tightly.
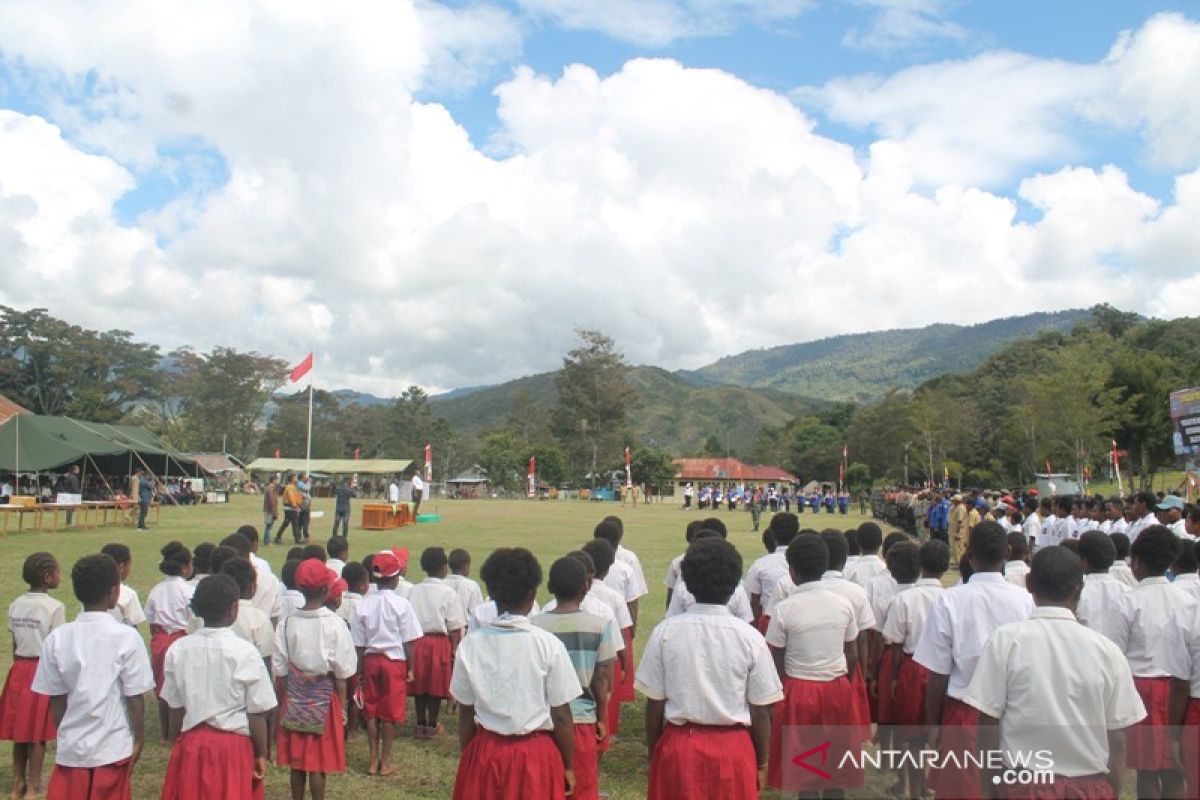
[0,4,1199,397]
[841,0,967,53]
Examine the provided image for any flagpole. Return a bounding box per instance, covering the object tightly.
[305,381,313,480]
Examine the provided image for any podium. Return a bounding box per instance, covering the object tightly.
[361,502,414,530]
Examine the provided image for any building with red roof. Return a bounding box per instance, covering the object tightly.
[672,457,797,495]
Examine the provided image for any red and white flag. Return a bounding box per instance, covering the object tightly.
[289,352,314,383]
[527,456,537,498]
[274,447,281,458]
[424,444,433,483]
[843,444,849,462]
[624,446,632,488]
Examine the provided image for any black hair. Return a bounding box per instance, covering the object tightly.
[22,552,58,589]
[1131,525,1178,576]
[191,574,240,625]
[566,549,596,575]
[362,553,375,574]
[821,530,849,571]
[100,543,131,567]
[192,542,215,574]
[772,513,800,546]
[342,562,368,590]
[882,532,908,555]
[1053,496,1072,515]
[281,559,301,591]
[420,546,448,575]
[547,556,588,601]
[286,546,303,562]
[693,529,722,542]
[602,514,624,533]
[959,554,975,583]
[1183,541,1200,575]
[479,548,542,611]
[968,521,1007,567]
[159,541,192,576]
[1061,539,1080,555]
[220,558,257,599]
[857,522,883,553]
[301,544,327,563]
[845,529,860,556]
[581,538,616,577]
[214,534,248,558]
[701,517,728,538]
[1078,531,1117,572]
[1134,490,1158,511]
[210,545,240,576]
[681,538,742,605]
[327,536,349,559]
[786,535,829,584]
[1028,547,1083,603]
[1024,496,1039,512]
[1111,531,1131,559]
[236,525,259,545]
[1006,531,1029,560]
[919,540,950,576]
[886,541,921,584]
[761,527,776,553]
[448,548,471,573]
[685,520,705,542]
[593,520,622,547]
[73,554,120,606]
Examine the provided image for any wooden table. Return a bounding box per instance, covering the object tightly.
[0,504,44,534]
[361,503,414,530]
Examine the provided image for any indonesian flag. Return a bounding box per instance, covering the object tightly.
[289,352,314,383]
[274,447,281,458]
[843,444,848,462]
[839,460,845,487]
[424,444,433,483]
[527,456,537,498]
[625,446,632,488]
[1111,440,1120,469]
[1046,459,1056,496]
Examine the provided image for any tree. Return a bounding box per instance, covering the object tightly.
[386,386,434,459]
[550,330,637,484]
[701,434,724,457]
[259,389,342,459]
[630,448,677,491]
[844,462,872,494]
[478,431,524,493]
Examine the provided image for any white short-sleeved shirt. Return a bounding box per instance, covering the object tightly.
[542,595,625,653]
[820,571,877,633]
[666,581,754,623]
[850,554,887,589]
[1166,607,1200,698]
[407,578,467,634]
[31,612,155,768]
[913,572,1035,700]
[350,590,423,659]
[586,581,633,632]
[469,600,542,632]
[144,576,195,634]
[395,577,415,599]
[1108,518,1129,536]
[881,579,944,654]
[1076,573,1131,644]
[962,607,1146,777]
[186,599,275,659]
[1038,516,1067,549]
[278,589,305,623]
[602,560,643,604]
[1110,562,1138,588]
[1023,514,1042,545]
[664,554,685,590]
[445,574,484,624]
[336,592,363,627]
[250,564,283,622]
[273,608,357,679]
[327,558,347,578]
[636,604,783,726]
[162,627,278,735]
[104,583,146,627]
[450,614,582,735]
[1111,576,1196,677]
[615,544,649,598]
[865,571,899,628]
[1173,574,1200,603]
[1003,560,1030,590]
[8,592,66,658]
[1127,514,1157,544]
[843,555,860,579]
[743,548,789,615]
[766,584,858,681]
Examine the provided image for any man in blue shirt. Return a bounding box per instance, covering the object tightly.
[333,477,356,537]
[927,491,951,544]
[136,468,154,530]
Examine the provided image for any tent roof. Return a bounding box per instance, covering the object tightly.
[0,394,28,426]
[673,458,798,483]
[0,414,197,473]
[245,457,412,475]
[190,453,246,475]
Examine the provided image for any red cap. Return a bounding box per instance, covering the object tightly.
[391,547,410,570]
[296,558,336,591]
[328,578,348,602]
[1028,488,1040,496]
[372,551,402,578]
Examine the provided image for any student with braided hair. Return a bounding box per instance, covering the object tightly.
[1,552,65,800]
[145,542,194,741]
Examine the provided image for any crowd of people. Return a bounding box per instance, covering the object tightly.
[682,482,854,514]
[7,501,1200,800]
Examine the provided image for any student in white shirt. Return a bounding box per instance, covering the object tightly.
[1112,524,1197,799]
[145,541,195,741]
[335,562,369,739]
[187,543,215,589]
[32,554,155,800]
[1172,540,1200,603]
[1039,497,1071,550]
[445,548,484,624]
[873,540,920,739]
[594,520,647,632]
[817,530,876,732]
[850,522,887,588]
[1,553,65,800]
[387,479,401,504]
[765,534,863,793]
[216,560,277,663]
[663,520,705,610]
[235,527,283,624]
[407,547,467,739]
[1110,532,1138,588]
[882,539,949,799]
[278,560,305,624]
[1076,531,1132,644]
[914,521,1035,799]
[1126,491,1159,545]
[664,530,755,623]
[636,538,783,799]
[1166,561,1200,786]
[350,550,422,776]
[97,544,147,627]
[1022,496,1043,547]
[326,536,349,581]
[1003,531,1031,589]
[744,513,799,630]
[451,547,581,799]
[579,537,635,739]
[844,529,862,583]
[161,575,277,800]
[1101,500,1129,536]
[964,546,1146,798]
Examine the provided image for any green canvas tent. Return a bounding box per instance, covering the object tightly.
[0,413,199,476]
[245,457,411,475]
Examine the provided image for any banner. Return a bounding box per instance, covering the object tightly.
[424,443,433,483]
[527,456,537,498]
[289,352,314,383]
[1170,388,1200,456]
[624,446,632,488]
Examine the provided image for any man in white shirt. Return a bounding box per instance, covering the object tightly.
[1126,491,1159,545]
[1102,499,1130,536]
[1076,532,1132,644]
[410,472,425,514]
[914,521,1035,799]
[964,547,1145,797]
[1021,496,1042,549]
[1156,495,1192,540]
[1038,497,1071,550]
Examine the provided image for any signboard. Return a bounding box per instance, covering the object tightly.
[1170,388,1200,456]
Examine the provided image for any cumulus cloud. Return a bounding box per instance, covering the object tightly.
[841,0,967,53]
[0,3,1198,396]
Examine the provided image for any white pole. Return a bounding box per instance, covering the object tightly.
[305,382,313,480]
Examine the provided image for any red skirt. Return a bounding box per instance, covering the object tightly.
[162,724,263,800]
[616,629,635,702]
[362,653,408,722]
[999,774,1114,800]
[927,696,980,799]
[151,629,186,697]
[648,724,758,800]
[769,676,863,791]
[875,650,894,725]
[411,635,452,698]
[605,665,622,739]
[756,615,770,635]
[890,653,930,731]
[1127,676,1172,770]
[452,728,565,800]
[47,758,132,800]
[848,665,872,738]
[0,657,56,743]
[277,691,344,774]
[573,723,599,800]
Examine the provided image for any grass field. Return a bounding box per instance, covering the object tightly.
[0,495,887,799]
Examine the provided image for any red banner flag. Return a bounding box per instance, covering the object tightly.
[625,446,632,488]
[527,456,537,498]
[424,443,433,483]
[289,352,314,383]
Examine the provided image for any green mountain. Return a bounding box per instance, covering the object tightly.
[684,309,1093,403]
[429,366,834,455]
